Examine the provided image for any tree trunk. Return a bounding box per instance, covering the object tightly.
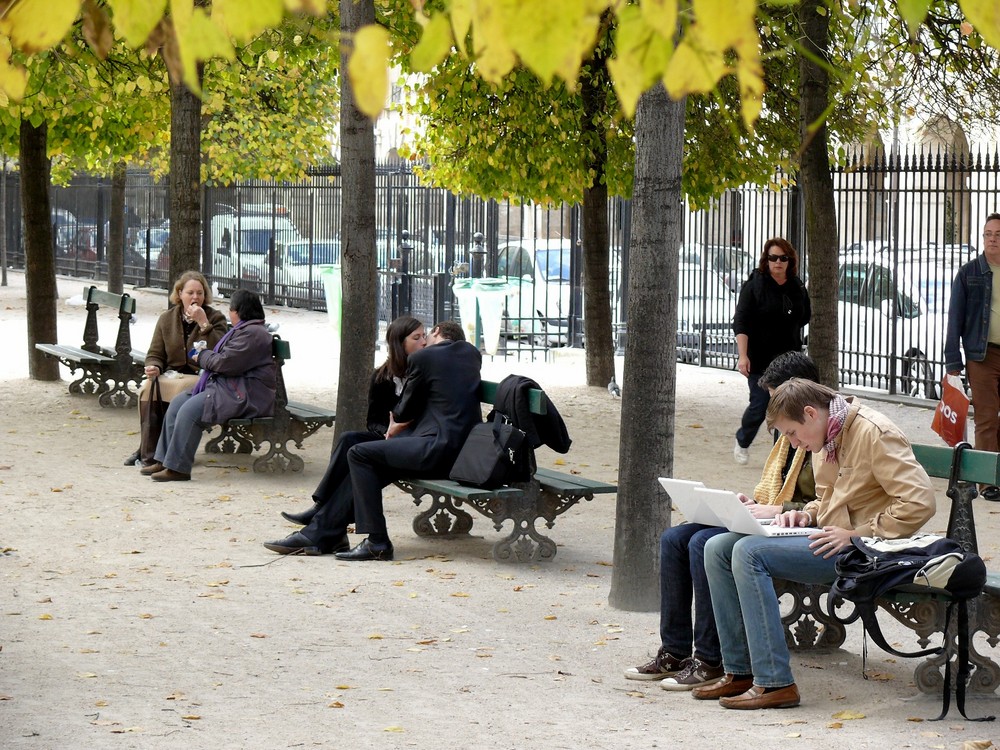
[580,46,615,388]
[609,85,685,611]
[20,118,60,381]
[107,160,126,294]
[169,77,202,280]
[335,0,378,438]
[798,0,839,388]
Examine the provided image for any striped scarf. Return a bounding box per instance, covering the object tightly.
[753,436,808,506]
[824,394,849,463]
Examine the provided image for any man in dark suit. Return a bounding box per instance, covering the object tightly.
[336,321,483,561]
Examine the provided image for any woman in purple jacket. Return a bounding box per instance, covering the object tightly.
[141,289,276,482]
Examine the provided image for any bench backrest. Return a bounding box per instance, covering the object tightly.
[82,285,136,358]
[85,285,136,315]
[479,379,546,415]
[911,443,1000,485]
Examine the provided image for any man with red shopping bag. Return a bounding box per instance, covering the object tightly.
[945,213,1000,500]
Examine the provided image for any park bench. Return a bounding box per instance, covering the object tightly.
[203,336,335,473]
[35,285,144,408]
[394,379,617,563]
[775,442,1000,696]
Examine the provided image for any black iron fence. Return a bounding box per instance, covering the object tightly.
[3,147,999,398]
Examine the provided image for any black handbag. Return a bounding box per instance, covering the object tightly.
[449,412,526,489]
[139,377,168,464]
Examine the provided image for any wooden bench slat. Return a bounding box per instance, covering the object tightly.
[479,380,546,415]
[34,343,113,364]
[911,443,1000,486]
[286,400,335,421]
[534,466,617,494]
[402,477,525,501]
[86,285,136,314]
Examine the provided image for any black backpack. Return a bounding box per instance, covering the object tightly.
[827,534,992,721]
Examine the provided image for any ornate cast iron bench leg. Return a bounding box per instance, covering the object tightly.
[401,483,476,538]
[775,580,848,650]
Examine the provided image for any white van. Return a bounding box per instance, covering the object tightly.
[210,213,302,292]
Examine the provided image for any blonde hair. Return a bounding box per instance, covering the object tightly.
[169,271,213,306]
[766,378,837,429]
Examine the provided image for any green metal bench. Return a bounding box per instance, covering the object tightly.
[35,285,144,407]
[395,380,617,563]
[204,337,335,472]
[776,442,1000,695]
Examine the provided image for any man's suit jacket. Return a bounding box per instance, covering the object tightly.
[392,339,483,472]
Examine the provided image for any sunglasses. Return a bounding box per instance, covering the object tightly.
[767,254,790,263]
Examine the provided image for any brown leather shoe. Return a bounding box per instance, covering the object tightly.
[150,468,191,482]
[719,683,801,710]
[691,674,754,700]
[139,462,164,476]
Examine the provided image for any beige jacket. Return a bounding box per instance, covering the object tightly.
[802,398,935,539]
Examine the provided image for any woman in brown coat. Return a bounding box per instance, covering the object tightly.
[125,270,228,467]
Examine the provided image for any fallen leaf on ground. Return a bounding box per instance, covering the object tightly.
[831,710,866,720]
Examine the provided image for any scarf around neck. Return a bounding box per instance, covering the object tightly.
[753,436,807,506]
[191,320,250,395]
[823,394,849,463]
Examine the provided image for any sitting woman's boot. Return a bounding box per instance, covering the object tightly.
[281,502,321,526]
[123,448,141,467]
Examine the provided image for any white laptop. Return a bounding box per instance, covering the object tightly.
[658,477,817,537]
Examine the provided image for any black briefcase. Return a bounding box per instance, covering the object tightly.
[449,413,526,489]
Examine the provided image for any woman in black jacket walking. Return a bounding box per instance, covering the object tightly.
[731,238,810,465]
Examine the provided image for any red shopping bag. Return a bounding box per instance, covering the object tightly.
[931,374,970,446]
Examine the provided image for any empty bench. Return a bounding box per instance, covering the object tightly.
[395,380,617,563]
[204,337,335,473]
[36,285,144,408]
[776,442,1000,695]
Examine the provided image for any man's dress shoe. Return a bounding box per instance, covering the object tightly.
[691,674,754,700]
[280,503,321,526]
[334,538,394,561]
[263,531,349,555]
[139,462,164,476]
[151,468,191,482]
[719,683,801,710]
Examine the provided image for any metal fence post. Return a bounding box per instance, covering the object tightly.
[470,231,486,278]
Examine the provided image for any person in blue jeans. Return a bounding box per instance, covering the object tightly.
[624,352,819,690]
[696,379,935,710]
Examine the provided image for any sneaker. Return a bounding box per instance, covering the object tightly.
[660,657,725,691]
[982,486,1000,502]
[624,648,690,681]
[733,441,749,465]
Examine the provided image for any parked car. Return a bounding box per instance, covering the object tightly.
[676,263,739,363]
[210,213,303,293]
[831,254,946,399]
[681,242,755,293]
[276,240,341,309]
[129,225,170,266]
[495,240,573,345]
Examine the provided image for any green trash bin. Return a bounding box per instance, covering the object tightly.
[452,278,479,346]
[473,278,512,355]
[319,264,342,346]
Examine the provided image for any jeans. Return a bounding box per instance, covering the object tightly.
[704,532,836,687]
[735,372,771,449]
[660,524,727,664]
[154,390,209,475]
[967,346,1000,454]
